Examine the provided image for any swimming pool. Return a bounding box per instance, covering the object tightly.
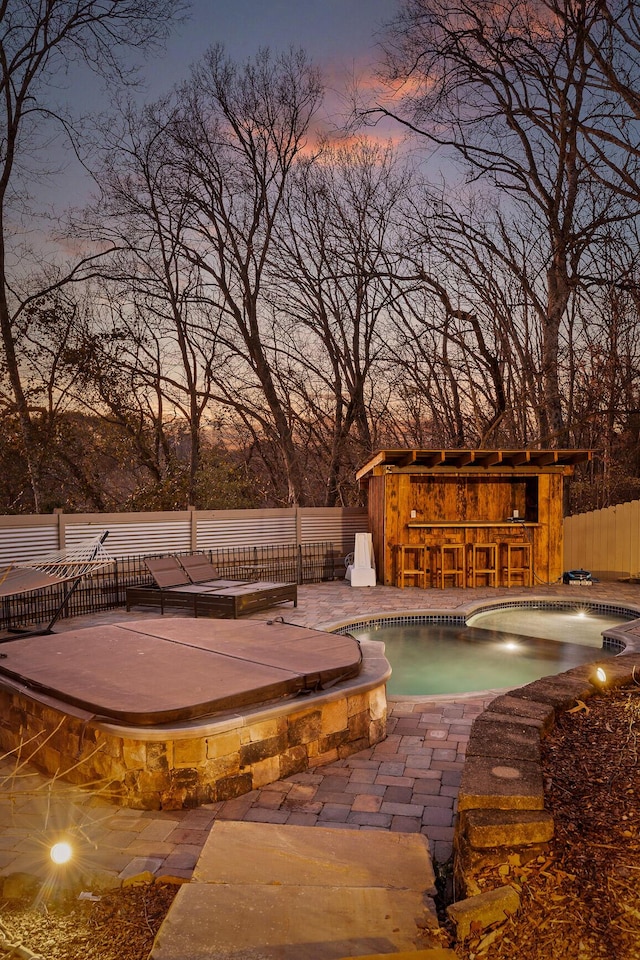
[347,603,635,696]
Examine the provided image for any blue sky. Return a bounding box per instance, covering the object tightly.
[64,0,400,114]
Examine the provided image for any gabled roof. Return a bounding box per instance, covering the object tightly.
[356,448,592,481]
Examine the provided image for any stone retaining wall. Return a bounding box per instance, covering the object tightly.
[454,649,640,897]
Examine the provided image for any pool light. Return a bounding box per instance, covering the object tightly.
[50,840,73,865]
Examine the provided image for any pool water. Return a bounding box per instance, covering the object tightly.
[350,609,629,695]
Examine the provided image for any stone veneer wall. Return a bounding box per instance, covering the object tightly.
[0,681,387,810]
[454,645,640,898]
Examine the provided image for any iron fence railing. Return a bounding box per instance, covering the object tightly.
[0,541,341,634]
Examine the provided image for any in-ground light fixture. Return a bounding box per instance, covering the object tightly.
[49,839,73,865]
[591,666,608,689]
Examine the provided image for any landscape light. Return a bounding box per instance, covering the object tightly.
[591,666,608,689]
[50,840,73,865]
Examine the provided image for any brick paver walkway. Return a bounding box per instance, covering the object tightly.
[204,693,490,863]
[1,578,638,884]
[0,693,489,882]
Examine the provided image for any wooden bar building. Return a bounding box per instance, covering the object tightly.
[356,449,592,589]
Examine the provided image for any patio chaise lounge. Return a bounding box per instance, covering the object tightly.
[177,553,239,586]
[125,555,297,619]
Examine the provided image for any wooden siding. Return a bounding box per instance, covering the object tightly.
[537,473,564,583]
[370,468,568,586]
[366,476,386,579]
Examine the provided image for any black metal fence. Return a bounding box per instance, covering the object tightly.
[0,541,341,634]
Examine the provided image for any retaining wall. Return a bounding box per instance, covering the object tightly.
[454,626,640,897]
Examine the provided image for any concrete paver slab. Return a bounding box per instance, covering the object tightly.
[151,883,435,959]
[152,822,440,960]
[193,821,436,892]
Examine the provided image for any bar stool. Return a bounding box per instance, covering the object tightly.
[396,543,430,589]
[470,542,498,587]
[435,542,466,589]
[502,541,532,587]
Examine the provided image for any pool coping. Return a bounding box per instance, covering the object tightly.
[325,593,640,637]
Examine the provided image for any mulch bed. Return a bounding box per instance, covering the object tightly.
[0,882,178,960]
[454,686,640,959]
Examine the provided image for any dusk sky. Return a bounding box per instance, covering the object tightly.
[146,0,399,93]
[62,0,400,121]
[46,0,401,215]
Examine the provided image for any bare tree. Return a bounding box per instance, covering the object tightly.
[156,46,323,505]
[374,0,628,448]
[0,0,186,510]
[86,104,225,506]
[555,0,640,204]
[271,138,408,505]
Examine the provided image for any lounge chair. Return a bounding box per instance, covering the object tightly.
[124,556,243,615]
[143,555,238,590]
[177,554,241,587]
[144,556,197,588]
[125,554,298,618]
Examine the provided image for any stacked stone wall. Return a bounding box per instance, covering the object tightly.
[0,682,387,810]
[454,651,640,898]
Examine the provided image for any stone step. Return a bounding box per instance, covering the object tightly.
[458,755,544,811]
[461,807,554,848]
[150,821,443,960]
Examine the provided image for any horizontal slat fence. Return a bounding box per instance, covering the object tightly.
[0,507,367,565]
[65,521,193,558]
[0,507,368,633]
[197,513,297,551]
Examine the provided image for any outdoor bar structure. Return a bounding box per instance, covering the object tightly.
[356,449,592,589]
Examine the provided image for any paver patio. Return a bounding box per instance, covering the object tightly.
[0,577,637,884]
